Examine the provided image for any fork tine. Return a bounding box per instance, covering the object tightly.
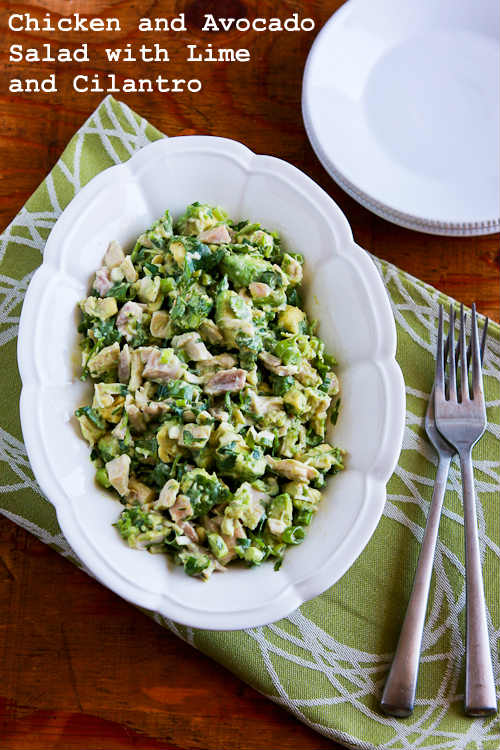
[467,315,488,368]
[480,317,489,365]
[448,304,457,401]
[456,313,467,371]
[460,304,469,401]
[435,305,445,401]
[444,320,450,365]
[471,303,483,400]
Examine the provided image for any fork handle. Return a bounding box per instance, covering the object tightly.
[381,454,451,717]
[459,449,498,716]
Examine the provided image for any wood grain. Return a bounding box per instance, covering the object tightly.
[0,0,498,748]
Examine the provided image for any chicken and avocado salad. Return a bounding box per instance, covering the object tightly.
[75,203,343,579]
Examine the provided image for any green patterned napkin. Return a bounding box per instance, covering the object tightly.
[1,96,499,750]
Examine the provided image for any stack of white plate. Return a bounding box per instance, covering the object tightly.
[302,0,500,236]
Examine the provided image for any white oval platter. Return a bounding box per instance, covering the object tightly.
[18,136,405,629]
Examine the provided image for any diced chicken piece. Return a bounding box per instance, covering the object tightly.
[198,353,237,374]
[169,494,193,523]
[104,240,125,269]
[229,519,247,541]
[150,310,170,339]
[138,346,155,363]
[220,519,247,564]
[274,364,298,377]
[155,478,180,510]
[93,266,113,297]
[110,266,124,283]
[247,484,269,505]
[249,282,272,299]
[258,350,298,377]
[134,386,148,411]
[283,254,303,284]
[179,521,200,543]
[204,368,246,395]
[142,348,184,382]
[127,478,156,505]
[168,424,181,440]
[118,344,131,383]
[259,351,282,369]
[106,454,130,497]
[111,414,128,440]
[172,332,211,361]
[265,456,319,481]
[126,403,146,433]
[179,521,199,543]
[199,225,231,244]
[116,301,144,342]
[253,229,273,246]
[128,350,144,392]
[143,401,170,419]
[88,342,120,377]
[199,319,224,346]
[120,255,138,282]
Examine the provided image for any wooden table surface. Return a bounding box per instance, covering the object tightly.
[0,1,498,748]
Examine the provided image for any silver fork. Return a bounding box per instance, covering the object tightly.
[381,310,489,717]
[381,352,455,716]
[434,303,497,716]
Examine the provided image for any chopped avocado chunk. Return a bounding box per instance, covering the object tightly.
[221,252,270,288]
[180,468,230,518]
[207,533,229,560]
[267,493,293,537]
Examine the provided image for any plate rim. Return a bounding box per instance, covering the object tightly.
[17,135,406,629]
[302,0,500,237]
